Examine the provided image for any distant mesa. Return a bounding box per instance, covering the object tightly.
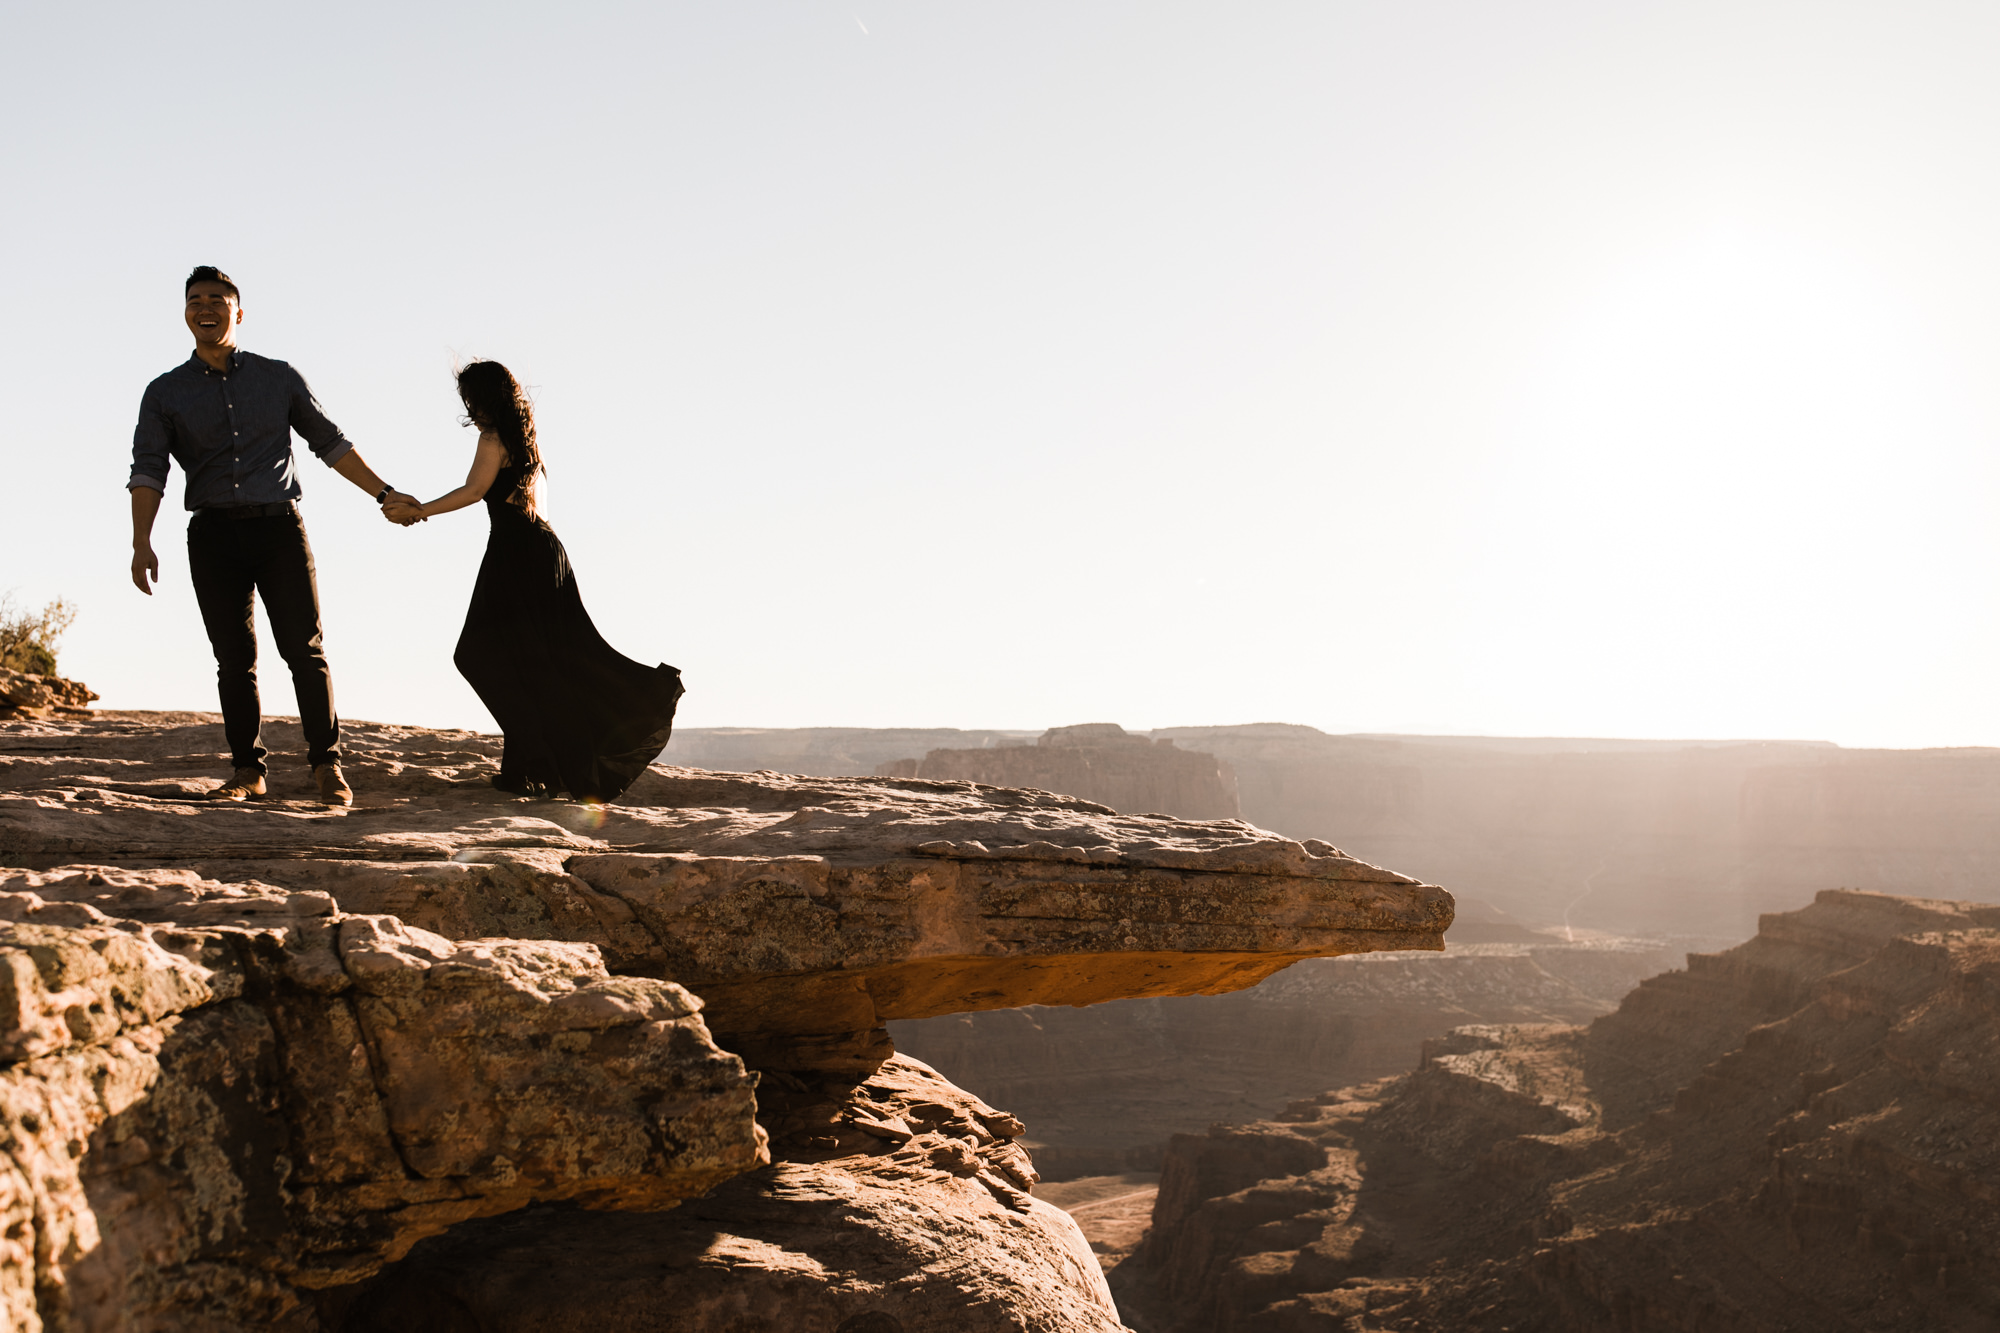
[874,722,1242,822]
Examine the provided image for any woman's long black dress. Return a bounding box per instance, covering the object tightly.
[453,460,684,802]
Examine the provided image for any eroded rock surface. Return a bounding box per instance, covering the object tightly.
[0,713,1459,1330]
[1,714,1451,1071]
[334,1056,1121,1333]
[1112,890,2000,1333]
[0,865,763,1331]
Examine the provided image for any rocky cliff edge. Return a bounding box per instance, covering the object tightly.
[0,713,1451,1331]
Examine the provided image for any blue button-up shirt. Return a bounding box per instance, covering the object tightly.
[128,350,355,510]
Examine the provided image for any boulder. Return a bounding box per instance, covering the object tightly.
[0,668,97,718]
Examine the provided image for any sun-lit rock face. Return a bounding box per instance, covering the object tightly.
[0,712,1453,1331]
[0,868,764,1332]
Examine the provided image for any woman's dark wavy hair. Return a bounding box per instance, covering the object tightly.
[456,360,538,470]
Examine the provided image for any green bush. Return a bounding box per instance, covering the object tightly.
[0,594,75,677]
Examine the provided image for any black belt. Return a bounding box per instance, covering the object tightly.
[195,502,295,520]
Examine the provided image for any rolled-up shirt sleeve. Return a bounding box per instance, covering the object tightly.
[128,382,173,493]
[287,366,355,468]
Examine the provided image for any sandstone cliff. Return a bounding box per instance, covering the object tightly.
[875,723,1241,822]
[1112,889,2000,1332]
[0,712,1451,1330]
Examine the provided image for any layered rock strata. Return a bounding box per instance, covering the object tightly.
[1111,889,2000,1332]
[1,715,1449,1073]
[660,722,2000,941]
[0,713,1454,1330]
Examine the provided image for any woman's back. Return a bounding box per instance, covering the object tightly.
[483,455,543,519]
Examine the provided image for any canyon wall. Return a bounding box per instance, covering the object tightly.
[1111,889,2000,1332]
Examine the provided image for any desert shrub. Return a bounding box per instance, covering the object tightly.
[0,594,76,676]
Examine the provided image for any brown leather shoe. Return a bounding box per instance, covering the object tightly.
[314,762,354,807]
[209,767,266,801]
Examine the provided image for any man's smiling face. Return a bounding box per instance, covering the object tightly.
[185,281,242,351]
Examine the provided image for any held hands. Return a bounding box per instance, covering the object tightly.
[379,492,426,527]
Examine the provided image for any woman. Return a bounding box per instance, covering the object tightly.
[388,361,683,802]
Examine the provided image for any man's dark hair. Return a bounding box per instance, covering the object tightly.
[185,266,240,301]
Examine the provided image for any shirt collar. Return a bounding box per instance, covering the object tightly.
[189,348,245,376]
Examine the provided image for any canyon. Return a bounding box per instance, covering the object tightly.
[1109,889,2000,1331]
[888,938,1682,1182]
[0,710,1450,1330]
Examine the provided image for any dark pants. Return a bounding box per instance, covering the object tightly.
[186,507,340,774]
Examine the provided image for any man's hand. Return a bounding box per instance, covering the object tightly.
[381,494,425,526]
[131,542,159,594]
[129,486,164,594]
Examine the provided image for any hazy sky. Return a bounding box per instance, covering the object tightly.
[7,2,2000,747]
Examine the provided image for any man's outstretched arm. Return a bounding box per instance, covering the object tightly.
[289,368,415,518]
[332,451,418,514]
[130,485,163,594]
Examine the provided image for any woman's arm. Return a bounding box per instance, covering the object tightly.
[401,432,510,521]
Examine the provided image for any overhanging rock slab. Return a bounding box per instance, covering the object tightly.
[1,715,1453,1070]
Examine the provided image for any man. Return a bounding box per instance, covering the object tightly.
[128,266,415,806]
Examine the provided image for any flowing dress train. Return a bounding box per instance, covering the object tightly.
[453,461,683,802]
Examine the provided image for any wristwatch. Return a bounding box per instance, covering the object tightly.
[375,485,395,504]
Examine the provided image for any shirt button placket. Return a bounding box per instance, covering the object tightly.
[224,380,238,498]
